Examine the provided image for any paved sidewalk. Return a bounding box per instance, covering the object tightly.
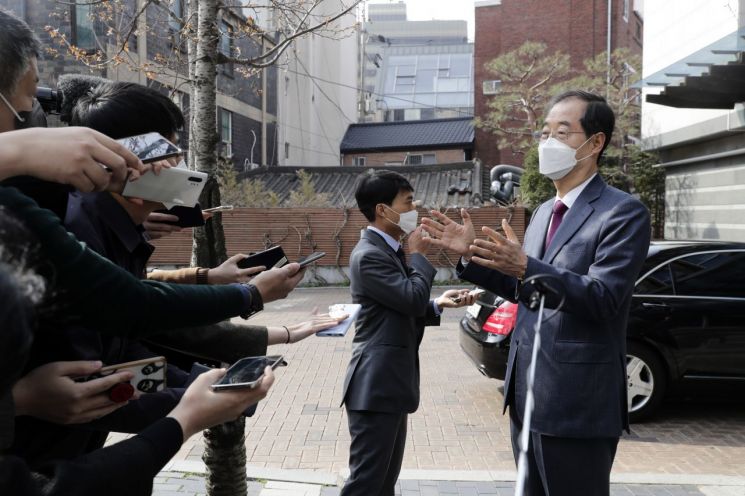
[152,468,745,496]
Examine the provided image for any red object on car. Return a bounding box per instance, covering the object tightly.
[481,301,518,335]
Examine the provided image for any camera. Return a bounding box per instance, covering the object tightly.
[35,86,62,115]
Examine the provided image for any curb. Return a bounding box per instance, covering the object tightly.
[162,462,745,488]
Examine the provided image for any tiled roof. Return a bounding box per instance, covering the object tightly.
[340,117,475,153]
[241,161,486,209]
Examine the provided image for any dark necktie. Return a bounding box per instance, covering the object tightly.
[544,200,568,251]
[395,246,409,272]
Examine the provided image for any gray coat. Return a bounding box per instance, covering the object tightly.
[459,175,651,438]
[342,229,440,413]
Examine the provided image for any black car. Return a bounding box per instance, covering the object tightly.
[459,241,745,422]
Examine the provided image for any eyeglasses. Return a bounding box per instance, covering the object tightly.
[533,129,587,143]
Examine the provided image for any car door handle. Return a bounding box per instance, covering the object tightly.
[642,302,670,309]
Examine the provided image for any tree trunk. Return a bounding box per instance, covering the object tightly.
[187,1,247,495]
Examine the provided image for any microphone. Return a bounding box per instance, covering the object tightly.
[56,74,111,122]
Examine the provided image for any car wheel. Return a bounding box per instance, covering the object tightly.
[626,342,666,422]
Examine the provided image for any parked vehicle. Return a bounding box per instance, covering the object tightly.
[459,241,745,422]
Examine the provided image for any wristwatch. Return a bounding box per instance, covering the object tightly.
[239,283,264,319]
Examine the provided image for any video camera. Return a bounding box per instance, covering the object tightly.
[35,86,62,115]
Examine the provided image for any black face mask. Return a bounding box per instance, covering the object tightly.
[13,110,32,130]
[0,91,32,130]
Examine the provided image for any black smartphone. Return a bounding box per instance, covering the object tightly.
[117,132,182,164]
[237,246,288,270]
[298,251,326,267]
[154,205,205,228]
[212,355,287,390]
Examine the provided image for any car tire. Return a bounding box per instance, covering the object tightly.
[626,342,667,423]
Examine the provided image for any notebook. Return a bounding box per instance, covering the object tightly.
[316,303,362,337]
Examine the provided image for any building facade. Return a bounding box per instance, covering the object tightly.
[360,1,473,123]
[275,0,358,166]
[640,0,745,242]
[473,0,643,168]
[2,0,279,170]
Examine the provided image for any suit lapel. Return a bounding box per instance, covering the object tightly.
[362,229,408,275]
[525,202,552,259]
[543,175,605,263]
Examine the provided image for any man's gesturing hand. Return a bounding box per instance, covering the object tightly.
[420,209,476,258]
[250,262,304,303]
[470,219,528,279]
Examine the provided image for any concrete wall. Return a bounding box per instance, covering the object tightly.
[659,132,745,242]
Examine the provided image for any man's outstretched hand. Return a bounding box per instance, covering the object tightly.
[420,208,476,258]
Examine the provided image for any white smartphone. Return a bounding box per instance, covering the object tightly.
[122,166,207,207]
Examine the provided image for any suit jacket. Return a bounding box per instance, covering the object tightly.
[342,229,440,413]
[458,175,650,438]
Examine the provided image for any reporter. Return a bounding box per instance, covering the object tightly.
[0,205,277,496]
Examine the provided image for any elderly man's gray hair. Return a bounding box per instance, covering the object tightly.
[0,8,41,96]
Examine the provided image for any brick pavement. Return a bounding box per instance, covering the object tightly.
[108,287,745,488]
[153,471,745,496]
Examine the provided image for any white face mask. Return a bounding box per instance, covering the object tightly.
[382,205,418,235]
[538,136,593,180]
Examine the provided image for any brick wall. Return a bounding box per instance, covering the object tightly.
[148,206,527,268]
[342,149,468,167]
[473,0,643,168]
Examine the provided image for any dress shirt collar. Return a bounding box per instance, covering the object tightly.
[555,173,597,209]
[367,226,401,252]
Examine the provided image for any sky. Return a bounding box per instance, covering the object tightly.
[367,0,477,41]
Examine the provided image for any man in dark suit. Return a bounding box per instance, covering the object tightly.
[422,91,651,496]
[341,170,475,496]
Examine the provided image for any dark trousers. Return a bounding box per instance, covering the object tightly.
[340,409,408,496]
[509,407,619,496]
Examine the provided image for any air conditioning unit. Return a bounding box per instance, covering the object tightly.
[482,80,502,95]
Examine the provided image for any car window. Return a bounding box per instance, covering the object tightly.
[636,263,674,295]
[670,251,745,298]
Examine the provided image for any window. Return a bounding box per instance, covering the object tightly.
[219,109,232,158]
[219,22,234,76]
[636,264,673,295]
[635,21,642,42]
[353,156,366,166]
[406,153,437,165]
[670,251,745,298]
[71,3,96,50]
[623,0,630,21]
[285,142,290,160]
[169,0,184,31]
[483,80,501,95]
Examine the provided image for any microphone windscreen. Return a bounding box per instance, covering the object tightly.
[57,74,111,122]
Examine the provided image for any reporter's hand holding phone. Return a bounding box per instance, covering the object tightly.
[11,360,134,424]
[167,367,274,440]
[0,127,145,192]
[435,288,478,309]
[208,254,266,284]
[250,262,305,303]
[143,212,183,239]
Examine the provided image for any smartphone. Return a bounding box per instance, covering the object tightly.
[154,205,205,228]
[121,166,207,207]
[80,356,167,394]
[117,132,182,164]
[451,288,486,304]
[298,251,326,267]
[202,205,234,214]
[212,355,287,390]
[237,246,288,270]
